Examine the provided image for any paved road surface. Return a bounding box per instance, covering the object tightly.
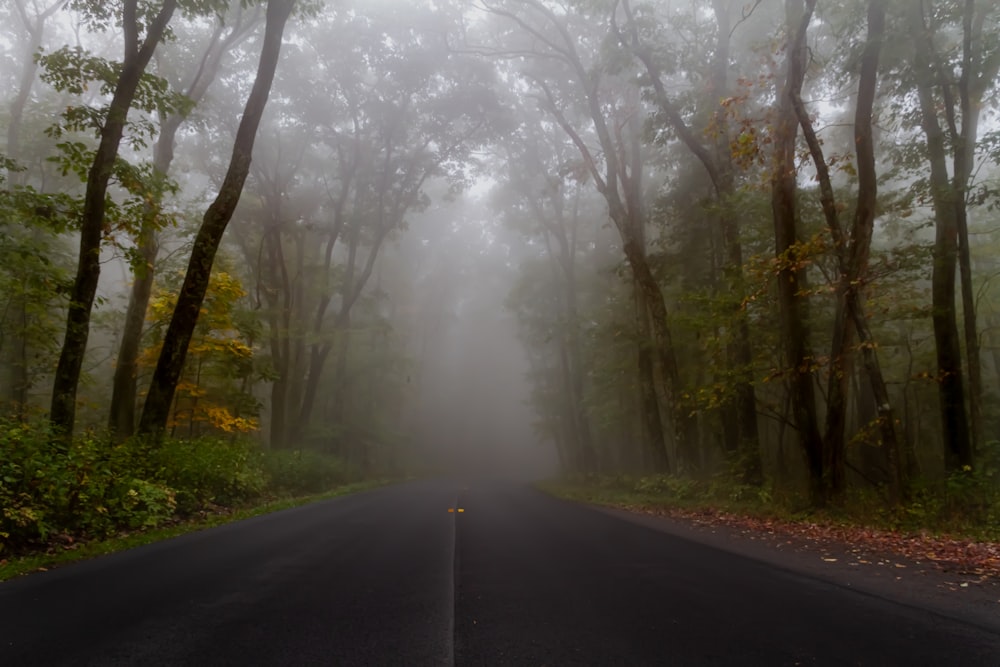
[1,478,998,665]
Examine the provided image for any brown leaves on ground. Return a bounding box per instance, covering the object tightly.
[622,504,1000,583]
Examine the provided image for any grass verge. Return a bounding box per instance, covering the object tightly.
[537,475,1000,580]
[537,474,1000,543]
[0,479,388,583]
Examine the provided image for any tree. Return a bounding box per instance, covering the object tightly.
[494,110,598,472]
[481,0,701,473]
[770,0,824,504]
[140,266,258,437]
[232,1,503,448]
[6,0,67,186]
[138,0,296,437]
[109,1,261,439]
[0,162,75,419]
[616,0,762,483]
[790,0,902,502]
[905,0,1000,470]
[45,0,187,438]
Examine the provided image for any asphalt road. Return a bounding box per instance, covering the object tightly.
[1,478,998,665]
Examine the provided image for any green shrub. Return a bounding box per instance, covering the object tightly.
[632,474,704,500]
[0,421,59,547]
[151,437,267,514]
[0,421,127,549]
[108,479,177,530]
[262,449,352,495]
[0,421,361,556]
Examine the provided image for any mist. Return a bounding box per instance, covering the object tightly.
[1,0,999,507]
[402,195,557,479]
[4,2,1000,663]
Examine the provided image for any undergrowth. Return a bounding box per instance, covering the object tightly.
[0,418,364,559]
[542,463,1000,543]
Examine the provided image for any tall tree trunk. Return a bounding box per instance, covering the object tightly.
[330,316,352,456]
[625,87,694,473]
[262,218,292,449]
[906,0,972,471]
[138,0,296,437]
[284,229,308,446]
[510,0,692,472]
[790,0,902,502]
[621,0,761,482]
[50,0,179,438]
[772,0,824,504]
[632,281,670,472]
[539,212,596,473]
[848,0,903,502]
[292,127,357,439]
[532,154,597,473]
[504,0,691,467]
[952,0,999,458]
[713,1,761,485]
[294,203,395,436]
[109,6,259,439]
[562,249,597,472]
[108,222,159,438]
[296,208,364,440]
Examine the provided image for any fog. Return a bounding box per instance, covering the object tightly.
[1,0,999,502]
[6,4,1000,663]
[404,196,558,479]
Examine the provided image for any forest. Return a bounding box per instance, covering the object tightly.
[1,0,999,561]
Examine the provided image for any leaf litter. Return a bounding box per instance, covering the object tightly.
[619,504,1000,588]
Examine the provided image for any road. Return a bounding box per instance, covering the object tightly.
[1,478,998,665]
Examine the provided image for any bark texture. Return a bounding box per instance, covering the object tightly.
[138,0,296,437]
[771,0,824,504]
[50,0,179,438]
[110,6,259,439]
[907,0,972,471]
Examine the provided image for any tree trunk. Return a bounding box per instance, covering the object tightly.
[109,8,258,439]
[7,0,67,184]
[8,298,29,421]
[515,0,693,473]
[294,202,394,437]
[284,230,308,446]
[331,317,352,455]
[906,1,973,471]
[534,172,597,473]
[262,214,292,448]
[845,0,904,503]
[563,259,597,472]
[622,0,760,482]
[108,223,158,438]
[952,0,999,458]
[772,0,824,505]
[790,0,902,502]
[633,281,670,473]
[138,0,296,437]
[292,133,356,438]
[50,0,179,439]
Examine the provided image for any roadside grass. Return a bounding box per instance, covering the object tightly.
[540,474,1000,580]
[537,475,798,525]
[0,479,388,582]
[0,419,404,579]
[538,473,1000,544]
